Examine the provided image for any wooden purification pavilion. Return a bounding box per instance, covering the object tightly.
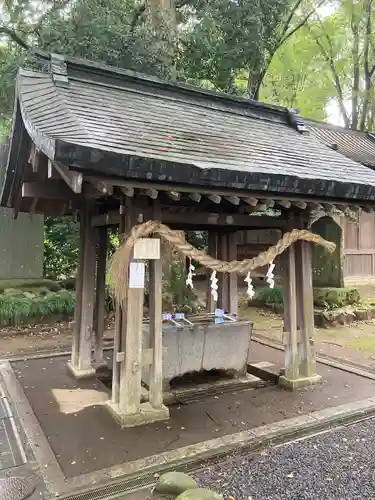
[3,52,375,426]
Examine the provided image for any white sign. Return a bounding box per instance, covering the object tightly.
[133,238,160,260]
[129,262,146,288]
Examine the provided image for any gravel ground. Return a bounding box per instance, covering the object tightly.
[195,418,375,500]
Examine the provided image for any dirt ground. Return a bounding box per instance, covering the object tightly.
[1,284,375,369]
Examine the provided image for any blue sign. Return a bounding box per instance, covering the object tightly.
[174,313,185,320]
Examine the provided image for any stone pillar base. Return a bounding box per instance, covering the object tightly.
[106,401,170,428]
[279,374,322,390]
[67,362,96,380]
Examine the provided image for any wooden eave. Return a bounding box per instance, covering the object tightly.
[4,53,375,217]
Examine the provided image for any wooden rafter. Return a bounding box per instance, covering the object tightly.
[48,161,83,193]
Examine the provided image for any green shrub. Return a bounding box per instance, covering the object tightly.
[253,286,361,311]
[0,279,61,293]
[256,287,283,306]
[0,290,76,326]
[163,262,200,314]
[313,287,360,309]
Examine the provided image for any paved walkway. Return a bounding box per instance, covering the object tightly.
[195,417,375,499]
[10,343,375,479]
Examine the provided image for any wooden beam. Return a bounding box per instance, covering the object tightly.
[89,179,113,196]
[206,231,217,313]
[308,202,323,210]
[21,181,77,200]
[243,197,258,206]
[188,193,202,203]
[121,186,135,198]
[47,160,60,179]
[227,232,238,316]
[28,144,40,173]
[293,201,307,210]
[166,191,180,201]
[71,208,86,368]
[283,244,299,381]
[29,198,38,214]
[361,205,373,213]
[149,238,163,409]
[261,199,275,208]
[277,200,291,209]
[92,210,287,229]
[225,196,240,205]
[94,226,108,366]
[85,176,375,211]
[52,162,83,193]
[143,188,158,199]
[206,194,222,204]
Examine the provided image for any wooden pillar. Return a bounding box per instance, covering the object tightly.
[296,240,319,379]
[71,210,85,368]
[112,212,126,404]
[206,231,217,313]
[119,256,145,415]
[280,244,299,383]
[93,226,108,367]
[227,231,238,316]
[68,205,96,378]
[218,232,229,312]
[149,242,163,408]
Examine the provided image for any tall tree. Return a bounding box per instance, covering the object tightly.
[260,25,334,120]
[307,0,375,130]
[179,0,328,98]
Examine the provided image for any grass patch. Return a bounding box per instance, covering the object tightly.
[345,336,375,353]
[0,290,75,326]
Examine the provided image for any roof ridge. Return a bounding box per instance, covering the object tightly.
[31,50,294,123]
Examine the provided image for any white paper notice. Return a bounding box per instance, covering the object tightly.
[129,262,145,289]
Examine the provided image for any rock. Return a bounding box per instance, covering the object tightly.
[154,472,198,496]
[354,309,371,321]
[0,477,36,500]
[176,488,224,500]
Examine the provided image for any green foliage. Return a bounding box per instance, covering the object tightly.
[43,216,79,280]
[163,261,200,314]
[0,278,61,293]
[256,287,284,306]
[254,286,361,310]
[180,0,293,95]
[0,290,75,326]
[313,287,361,309]
[260,26,334,120]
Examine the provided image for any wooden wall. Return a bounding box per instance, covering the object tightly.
[237,229,283,278]
[343,212,375,281]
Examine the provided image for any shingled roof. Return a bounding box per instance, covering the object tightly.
[308,120,375,169]
[3,53,375,206]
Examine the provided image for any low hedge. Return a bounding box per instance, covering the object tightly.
[0,290,75,326]
[0,278,62,293]
[254,286,361,310]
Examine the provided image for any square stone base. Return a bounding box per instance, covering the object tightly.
[67,362,96,380]
[106,401,170,428]
[279,374,322,390]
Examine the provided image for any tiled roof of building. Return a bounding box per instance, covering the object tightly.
[4,53,375,204]
[308,120,375,169]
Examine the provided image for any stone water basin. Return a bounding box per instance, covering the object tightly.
[142,317,253,388]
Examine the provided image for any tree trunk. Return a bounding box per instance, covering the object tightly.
[350,6,360,130]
